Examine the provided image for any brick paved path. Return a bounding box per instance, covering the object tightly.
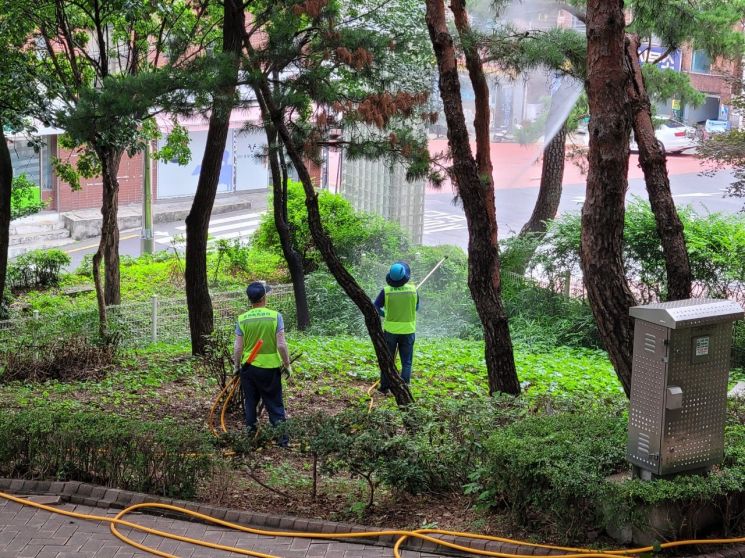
[0,499,445,558]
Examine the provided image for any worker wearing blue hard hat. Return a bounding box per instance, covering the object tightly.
[372,261,419,394]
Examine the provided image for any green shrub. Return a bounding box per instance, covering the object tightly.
[473,411,627,537]
[7,249,71,291]
[528,200,745,360]
[466,405,745,542]
[0,407,214,498]
[211,240,288,284]
[252,181,409,272]
[531,199,745,302]
[282,399,533,505]
[502,275,600,349]
[10,174,45,220]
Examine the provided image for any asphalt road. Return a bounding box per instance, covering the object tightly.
[424,169,743,250]
[60,164,742,269]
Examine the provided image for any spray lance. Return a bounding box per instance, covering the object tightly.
[415,255,448,292]
[389,255,448,362]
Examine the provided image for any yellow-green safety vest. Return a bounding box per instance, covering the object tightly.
[237,307,281,369]
[383,283,417,334]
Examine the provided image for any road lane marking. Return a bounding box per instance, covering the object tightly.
[65,233,140,253]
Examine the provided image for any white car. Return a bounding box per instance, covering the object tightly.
[630,117,697,154]
[571,116,697,154]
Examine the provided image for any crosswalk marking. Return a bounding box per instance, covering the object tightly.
[424,223,468,233]
[174,212,265,228]
[422,210,467,235]
[155,211,266,246]
[173,215,263,234]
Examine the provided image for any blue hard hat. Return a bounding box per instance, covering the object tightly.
[389,263,406,281]
[386,261,410,287]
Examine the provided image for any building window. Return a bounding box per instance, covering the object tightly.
[691,49,711,74]
[41,137,54,191]
[9,139,41,187]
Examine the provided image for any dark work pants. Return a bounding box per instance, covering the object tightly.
[380,332,415,391]
[240,364,287,445]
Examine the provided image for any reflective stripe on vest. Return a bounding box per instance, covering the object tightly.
[383,283,417,334]
[238,308,281,368]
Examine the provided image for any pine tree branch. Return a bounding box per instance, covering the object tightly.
[650,45,676,65]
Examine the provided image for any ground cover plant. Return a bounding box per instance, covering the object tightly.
[3,325,745,543]
[2,195,745,545]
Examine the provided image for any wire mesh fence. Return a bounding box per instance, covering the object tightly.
[0,285,297,350]
[0,274,742,367]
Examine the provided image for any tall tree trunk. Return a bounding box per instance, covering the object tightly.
[625,34,692,301]
[184,0,244,355]
[252,83,413,407]
[0,125,12,316]
[521,124,566,236]
[425,0,520,395]
[505,123,568,275]
[582,0,636,397]
[96,146,123,307]
[266,126,311,330]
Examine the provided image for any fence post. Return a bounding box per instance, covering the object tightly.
[562,271,571,298]
[32,310,40,360]
[151,295,159,343]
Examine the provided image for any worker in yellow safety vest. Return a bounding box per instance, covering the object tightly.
[372,261,419,394]
[233,282,292,446]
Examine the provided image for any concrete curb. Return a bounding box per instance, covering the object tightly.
[0,478,548,557]
[61,191,266,241]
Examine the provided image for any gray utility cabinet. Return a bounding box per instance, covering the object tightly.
[627,298,744,479]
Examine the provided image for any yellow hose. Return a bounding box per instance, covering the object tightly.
[208,377,237,437]
[0,490,619,558]
[210,339,264,437]
[220,375,241,434]
[5,488,745,558]
[367,380,379,412]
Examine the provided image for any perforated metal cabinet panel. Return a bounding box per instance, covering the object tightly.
[627,297,743,477]
[660,323,733,474]
[628,322,669,474]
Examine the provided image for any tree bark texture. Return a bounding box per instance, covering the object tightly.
[625,34,692,301]
[582,0,636,397]
[251,83,414,407]
[96,146,123,307]
[0,125,12,314]
[521,124,566,236]
[266,126,311,330]
[89,145,123,337]
[185,0,245,355]
[425,0,520,395]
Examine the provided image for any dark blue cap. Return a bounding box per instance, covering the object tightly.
[247,281,272,303]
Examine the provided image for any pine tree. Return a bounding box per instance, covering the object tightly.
[1,0,215,335]
[231,0,435,405]
[0,11,48,317]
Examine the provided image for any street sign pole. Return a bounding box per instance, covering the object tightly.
[141,141,154,254]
